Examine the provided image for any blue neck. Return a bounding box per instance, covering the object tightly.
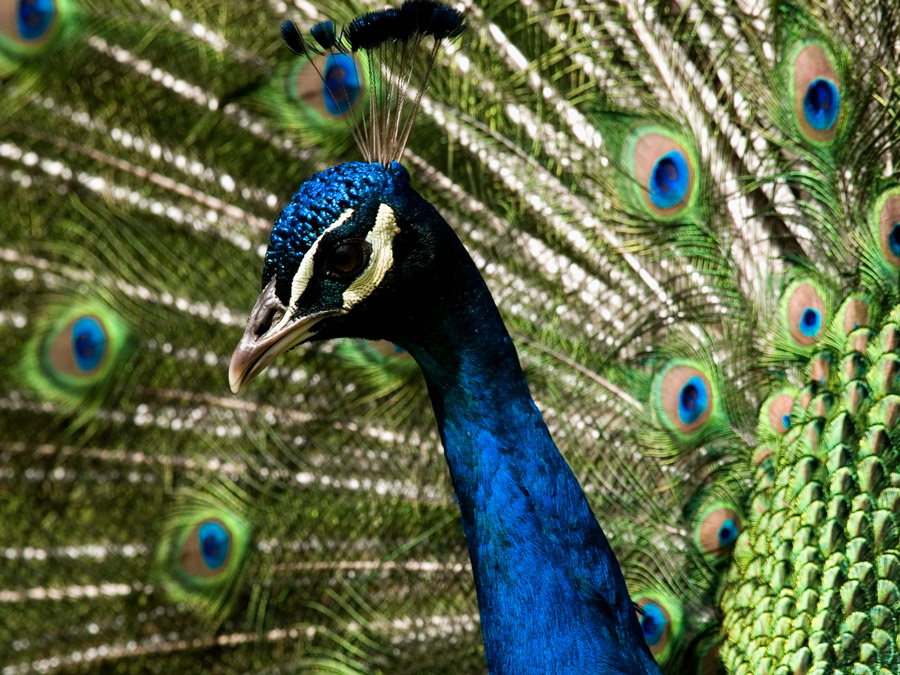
[399,250,661,674]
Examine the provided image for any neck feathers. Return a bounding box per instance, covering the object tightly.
[401,245,661,674]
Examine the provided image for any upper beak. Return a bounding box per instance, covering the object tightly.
[228,279,337,394]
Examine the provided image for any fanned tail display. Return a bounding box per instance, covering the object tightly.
[2,0,900,673]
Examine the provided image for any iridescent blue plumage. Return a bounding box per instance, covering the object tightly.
[263,162,397,302]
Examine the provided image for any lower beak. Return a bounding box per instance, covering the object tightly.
[228,279,338,393]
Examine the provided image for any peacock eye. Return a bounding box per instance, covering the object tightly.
[803,78,840,131]
[197,520,230,570]
[696,505,742,557]
[640,602,667,646]
[791,43,842,142]
[649,150,689,209]
[17,0,56,41]
[322,53,362,116]
[325,240,369,279]
[889,224,900,256]
[783,280,827,347]
[678,376,707,424]
[180,518,232,577]
[876,194,900,268]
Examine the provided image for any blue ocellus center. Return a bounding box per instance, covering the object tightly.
[198,521,230,570]
[889,223,900,257]
[803,78,840,130]
[678,376,708,424]
[649,150,689,209]
[799,307,822,337]
[781,413,791,430]
[71,317,106,372]
[640,603,666,645]
[322,54,361,116]
[718,518,739,547]
[17,0,55,41]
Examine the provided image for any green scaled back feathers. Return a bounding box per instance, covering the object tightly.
[1,0,900,673]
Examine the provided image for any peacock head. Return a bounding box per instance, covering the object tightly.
[230,160,452,393]
[230,3,466,394]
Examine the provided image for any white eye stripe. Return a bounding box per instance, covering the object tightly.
[342,203,401,310]
[273,208,355,333]
[276,204,401,328]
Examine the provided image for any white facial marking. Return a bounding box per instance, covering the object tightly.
[342,203,401,310]
[272,208,355,333]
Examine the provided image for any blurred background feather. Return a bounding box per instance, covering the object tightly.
[1,0,899,673]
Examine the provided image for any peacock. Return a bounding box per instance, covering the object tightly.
[2,0,900,673]
[227,6,664,673]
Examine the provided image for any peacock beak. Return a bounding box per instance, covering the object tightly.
[228,279,337,394]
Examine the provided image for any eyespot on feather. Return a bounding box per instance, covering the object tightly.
[633,592,682,661]
[792,44,841,142]
[878,194,900,268]
[810,354,830,384]
[48,314,108,377]
[156,500,254,622]
[0,0,65,56]
[181,518,232,578]
[654,363,713,435]
[639,601,669,650]
[765,393,794,435]
[630,133,695,217]
[24,303,132,407]
[841,299,869,335]
[286,52,365,120]
[785,281,826,347]
[695,505,742,557]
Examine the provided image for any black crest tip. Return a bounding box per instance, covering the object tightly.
[426,5,466,40]
[401,1,465,40]
[280,20,307,55]
[346,10,391,51]
[311,21,338,51]
[347,2,464,51]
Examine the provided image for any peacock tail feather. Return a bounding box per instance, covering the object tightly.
[2,0,899,672]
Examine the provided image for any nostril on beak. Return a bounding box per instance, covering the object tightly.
[255,305,284,338]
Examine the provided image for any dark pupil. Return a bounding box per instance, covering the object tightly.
[202,534,222,558]
[681,384,698,410]
[655,158,678,193]
[720,525,732,540]
[75,332,95,358]
[808,81,832,113]
[802,309,817,327]
[325,66,347,99]
[642,615,656,635]
[890,224,900,254]
[330,244,362,274]
[325,66,345,89]
[20,0,43,26]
